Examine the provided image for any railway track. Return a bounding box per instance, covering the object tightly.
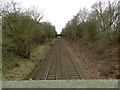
[31,37,90,80]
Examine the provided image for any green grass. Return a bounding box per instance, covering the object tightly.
[2,42,51,80]
[2,52,17,61]
[31,45,39,53]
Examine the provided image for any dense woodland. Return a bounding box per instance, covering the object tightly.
[1,1,57,59]
[61,0,119,61]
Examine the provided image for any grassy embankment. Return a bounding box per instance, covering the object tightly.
[2,39,56,81]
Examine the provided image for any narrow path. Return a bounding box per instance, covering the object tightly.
[32,37,91,80]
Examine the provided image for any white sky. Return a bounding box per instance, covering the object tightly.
[8,0,104,34]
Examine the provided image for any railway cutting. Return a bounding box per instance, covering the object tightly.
[30,37,91,80]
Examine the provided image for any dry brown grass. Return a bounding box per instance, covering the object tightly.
[67,38,118,79]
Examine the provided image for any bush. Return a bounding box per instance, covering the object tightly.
[2,13,56,58]
[2,13,35,58]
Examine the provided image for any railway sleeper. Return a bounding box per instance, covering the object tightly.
[48,74,56,77]
[47,77,56,80]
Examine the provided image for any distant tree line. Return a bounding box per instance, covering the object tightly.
[1,1,57,58]
[62,0,119,44]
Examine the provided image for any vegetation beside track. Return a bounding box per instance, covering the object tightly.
[62,0,119,79]
[1,1,57,80]
[2,40,56,80]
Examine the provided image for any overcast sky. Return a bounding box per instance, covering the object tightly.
[7,0,105,34]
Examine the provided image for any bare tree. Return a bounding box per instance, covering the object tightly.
[91,1,118,31]
[91,1,106,31]
[77,8,89,23]
[24,6,43,23]
[0,0,21,18]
